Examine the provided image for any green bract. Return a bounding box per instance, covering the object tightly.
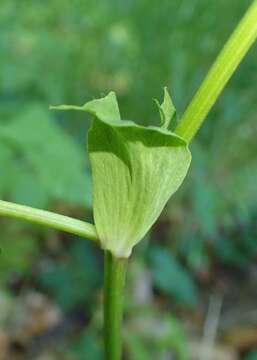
[51,90,191,258]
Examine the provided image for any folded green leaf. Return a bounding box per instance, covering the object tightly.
[51,90,191,258]
[154,87,177,130]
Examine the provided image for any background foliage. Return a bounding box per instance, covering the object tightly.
[0,0,256,359]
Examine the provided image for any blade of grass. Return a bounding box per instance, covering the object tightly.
[0,200,98,242]
[175,0,257,143]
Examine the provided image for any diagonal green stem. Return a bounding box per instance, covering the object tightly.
[104,251,127,360]
[175,0,257,143]
[0,200,98,242]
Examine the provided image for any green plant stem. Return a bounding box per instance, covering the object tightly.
[104,251,127,360]
[0,200,98,242]
[175,0,257,143]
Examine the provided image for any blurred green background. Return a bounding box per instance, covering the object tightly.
[0,0,257,359]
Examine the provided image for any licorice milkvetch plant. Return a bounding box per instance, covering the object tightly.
[1,1,257,359]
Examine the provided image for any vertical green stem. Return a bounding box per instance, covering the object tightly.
[175,0,257,143]
[104,251,127,360]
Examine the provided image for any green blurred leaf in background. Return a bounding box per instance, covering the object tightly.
[149,245,198,307]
